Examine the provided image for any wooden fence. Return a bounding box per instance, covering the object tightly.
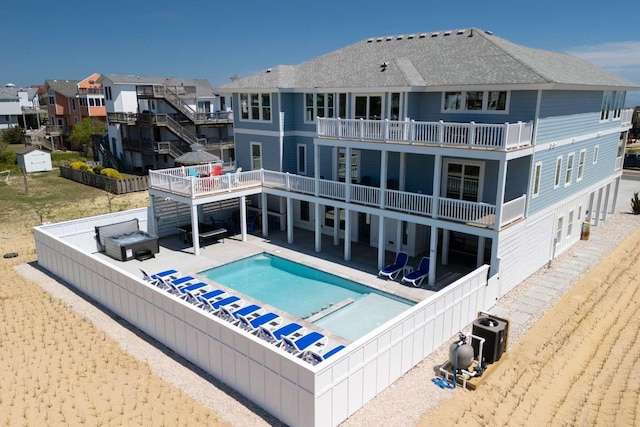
[60,166,149,194]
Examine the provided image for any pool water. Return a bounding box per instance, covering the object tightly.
[199,253,414,341]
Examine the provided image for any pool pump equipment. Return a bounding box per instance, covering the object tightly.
[434,312,509,390]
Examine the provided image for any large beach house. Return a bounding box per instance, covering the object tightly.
[213,27,637,295]
[35,29,638,426]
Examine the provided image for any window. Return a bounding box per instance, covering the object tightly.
[239,93,271,121]
[304,93,342,122]
[577,150,586,181]
[613,92,624,119]
[443,91,508,113]
[565,153,575,186]
[337,149,359,183]
[444,160,483,202]
[250,142,262,169]
[600,91,612,121]
[324,206,345,229]
[354,95,382,120]
[593,145,599,164]
[567,210,575,239]
[48,95,54,104]
[297,144,307,175]
[89,98,95,107]
[104,86,112,101]
[554,156,563,188]
[556,216,564,245]
[300,201,309,222]
[533,162,542,197]
[71,99,76,110]
[390,93,401,120]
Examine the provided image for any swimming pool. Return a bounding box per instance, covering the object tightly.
[199,253,414,341]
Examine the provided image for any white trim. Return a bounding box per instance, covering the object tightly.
[238,92,272,122]
[532,161,542,198]
[567,209,575,240]
[554,156,563,189]
[564,152,575,187]
[235,128,317,139]
[593,145,599,164]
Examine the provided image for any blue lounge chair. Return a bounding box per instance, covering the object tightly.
[238,312,282,333]
[281,331,327,355]
[378,252,409,280]
[259,322,305,345]
[303,344,346,365]
[402,256,430,288]
[181,282,210,303]
[219,303,260,323]
[197,289,227,311]
[140,268,181,283]
[209,296,243,314]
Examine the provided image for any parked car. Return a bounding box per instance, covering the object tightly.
[624,153,640,169]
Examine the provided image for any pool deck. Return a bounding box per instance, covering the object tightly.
[98,228,473,345]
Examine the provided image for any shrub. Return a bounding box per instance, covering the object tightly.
[100,168,122,179]
[632,192,640,215]
[93,165,104,175]
[69,161,93,173]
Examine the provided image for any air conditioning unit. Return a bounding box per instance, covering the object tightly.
[472,315,507,365]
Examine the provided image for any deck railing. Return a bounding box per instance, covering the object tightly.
[317,118,534,150]
[150,167,526,228]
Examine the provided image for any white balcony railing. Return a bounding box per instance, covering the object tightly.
[317,118,534,151]
[621,108,633,128]
[150,167,526,229]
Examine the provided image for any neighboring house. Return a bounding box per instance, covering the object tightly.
[78,73,106,121]
[212,27,638,296]
[0,83,43,130]
[43,79,81,149]
[16,146,52,172]
[97,74,234,173]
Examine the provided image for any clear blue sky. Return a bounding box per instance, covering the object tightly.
[2,0,639,103]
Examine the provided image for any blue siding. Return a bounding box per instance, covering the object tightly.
[406,91,537,124]
[482,160,499,204]
[404,154,434,194]
[535,91,623,144]
[234,133,281,171]
[280,93,297,132]
[528,133,618,214]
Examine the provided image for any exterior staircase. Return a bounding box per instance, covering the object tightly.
[25,126,52,150]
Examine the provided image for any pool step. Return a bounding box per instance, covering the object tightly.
[305,298,354,322]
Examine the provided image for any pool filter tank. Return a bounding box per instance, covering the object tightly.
[448,334,474,371]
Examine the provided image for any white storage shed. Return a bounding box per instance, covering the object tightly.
[17,147,52,172]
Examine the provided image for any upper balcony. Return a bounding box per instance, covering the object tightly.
[149,166,525,231]
[317,118,533,151]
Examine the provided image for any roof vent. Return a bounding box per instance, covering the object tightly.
[457,29,464,35]
[419,33,427,38]
[444,31,451,36]
[386,36,393,41]
[407,34,414,39]
[367,38,374,43]
[265,68,272,73]
[485,30,493,35]
[380,62,389,71]
[431,33,438,37]
[376,38,383,42]
[396,35,404,40]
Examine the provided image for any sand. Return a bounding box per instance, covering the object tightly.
[419,226,640,426]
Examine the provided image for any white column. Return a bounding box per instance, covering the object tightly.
[261,192,268,236]
[345,146,351,202]
[314,144,320,197]
[240,195,247,242]
[432,154,441,218]
[191,204,200,256]
[315,202,322,252]
[442,229,450,265]
[379,151,388,209]
[602,182,611,220]
[595,188,603,226]
[428,225,438,287]
[477,236,486,268]
[377,215,386,270]
[333,207,340,246]
[344,209,351,261]
[587,192,595,224]
[495,160,507,230]
[611,176,621,215]
[287,197,293,244]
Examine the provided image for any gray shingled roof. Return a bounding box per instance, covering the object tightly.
[220,28,639,91]
[44,79,80,97]
[99,74,216,97]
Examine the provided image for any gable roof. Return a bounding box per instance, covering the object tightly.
[98,74,216,97]
[44,79,80,97]
[17,146,48,156]
[220,28,639,91]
